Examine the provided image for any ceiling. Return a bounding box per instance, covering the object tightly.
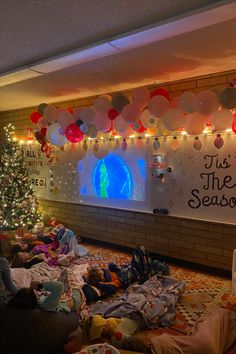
[0,0,236,111]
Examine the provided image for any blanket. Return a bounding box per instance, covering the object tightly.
[11,262,89,288]
[90,275,185,329]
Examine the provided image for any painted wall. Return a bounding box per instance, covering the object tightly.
[1,70,236,270]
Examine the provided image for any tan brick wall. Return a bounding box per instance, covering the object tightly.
[1,69,236,271]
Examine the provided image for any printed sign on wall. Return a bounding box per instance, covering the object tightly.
[21,143,50,199]
[150,134,236,225]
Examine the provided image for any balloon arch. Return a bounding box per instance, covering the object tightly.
[29,84,236,156]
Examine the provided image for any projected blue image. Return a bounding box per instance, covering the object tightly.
[93,154,132,199]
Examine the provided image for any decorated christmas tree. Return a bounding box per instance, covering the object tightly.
[0,124,42,230]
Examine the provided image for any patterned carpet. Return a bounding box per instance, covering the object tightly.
[76,243,236,353]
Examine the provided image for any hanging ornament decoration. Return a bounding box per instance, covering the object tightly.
[136,137,143,149]
[121,138,128,151]
[93,140,99,152]
[193,137,202,151]
[171,136,179,151]
[153,137,160,151]
[214,134,224,149]
[83,140,88,151]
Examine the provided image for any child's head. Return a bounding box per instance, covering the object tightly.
[8,288,38,309]
[11,252,31,268]
[87,267,104,285]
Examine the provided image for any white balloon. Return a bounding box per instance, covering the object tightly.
[140,109,156,128]
[178,92,196,113]
[148,96,170,117]
[211,109,233,130]
[46,123,67,146]
[163,108,185,131]
[114,114,130,132]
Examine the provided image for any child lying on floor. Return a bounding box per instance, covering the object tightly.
[8,268,89,316]
[82,246,169,302]
[65,308,236,354]
[11,249,77,268]
[65,274,185,353]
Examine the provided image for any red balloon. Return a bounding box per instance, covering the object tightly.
[65,123,84,143]
[30,111,42,124]
[137,120,147,133]
[67,107,74,114]
[108,108,119,120]
[40,127,47,136]
[151,88,170,100]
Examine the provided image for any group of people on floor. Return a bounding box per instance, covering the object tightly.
[1,222,236,354]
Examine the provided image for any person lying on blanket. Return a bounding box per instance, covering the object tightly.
[82,246,169,302]
[11,224,89,259]
[64,274,185,354]
[8,268,89,315]
[11,249,77,268]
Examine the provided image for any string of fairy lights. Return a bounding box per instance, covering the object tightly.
[0,123,42,229]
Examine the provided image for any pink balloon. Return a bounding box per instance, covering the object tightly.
[148,96,170,117]
[196,91,220,115]
[43,106,58,122]
[184,112,206,135]
[94,95,112,114]
[57,110,75,129]
[131,87,150,110]
[73,107,82,120]
[65,123,84,143]
[37,117,49,128]
[162,108,185,131]
[94,113,111,132]
[80,107,96,124]
[121,104,141,123]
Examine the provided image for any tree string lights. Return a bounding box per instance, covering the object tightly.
[0,124,42,230]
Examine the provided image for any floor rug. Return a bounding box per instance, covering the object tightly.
[76,243,236,353]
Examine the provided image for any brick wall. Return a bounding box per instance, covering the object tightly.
[1,69,236,271]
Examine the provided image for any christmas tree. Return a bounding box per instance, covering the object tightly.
[0,124,42,230]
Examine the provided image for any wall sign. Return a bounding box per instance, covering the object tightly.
[150,134,236,224]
